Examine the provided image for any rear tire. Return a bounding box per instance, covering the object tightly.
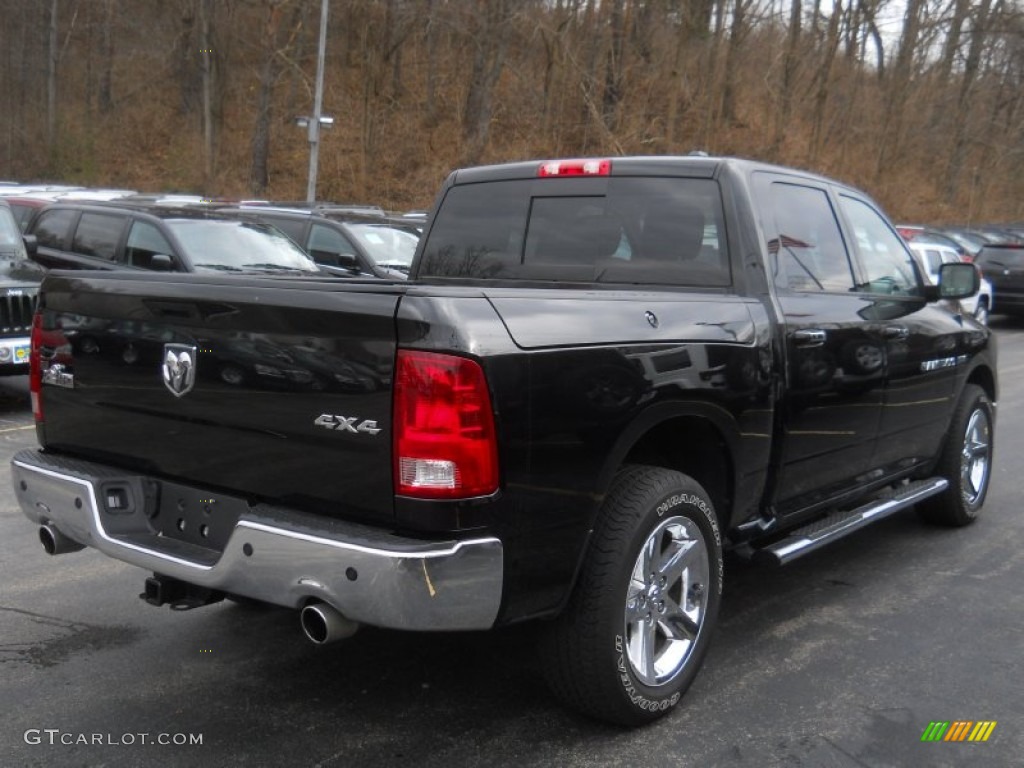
[918,384,994,526]
[539,465,722,726]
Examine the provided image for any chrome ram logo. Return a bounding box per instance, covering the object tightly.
[161,344,197,397]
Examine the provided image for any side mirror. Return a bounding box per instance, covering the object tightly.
[22,234,37,257]
[150,254,174,271]
[937,262,979,300]
[337,252,359,271]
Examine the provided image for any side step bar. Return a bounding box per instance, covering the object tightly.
[752,478,949,566]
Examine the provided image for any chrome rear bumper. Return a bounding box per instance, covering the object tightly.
[11,449,503,631]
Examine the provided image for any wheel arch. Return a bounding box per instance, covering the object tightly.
[593,402,738,540]
[965,363,996,405]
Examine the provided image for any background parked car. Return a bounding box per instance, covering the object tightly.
[896,224,968,259]
[223,204,419,278]
[4,195,57,231]
[0,199,44,374]
[908,240,992,324]
[974,243,1024,316]
[25,201,323,275]
[935,227,1007,259]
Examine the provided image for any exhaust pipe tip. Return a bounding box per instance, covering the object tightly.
[39,524,85,556]
[300,602,359,645]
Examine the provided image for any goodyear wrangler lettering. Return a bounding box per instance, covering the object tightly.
[657,493,710,517]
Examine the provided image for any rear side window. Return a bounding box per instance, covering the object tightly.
[261,216,307,244]
[419,177,730,286]
[758,182,855,292]
[72,213,127,261]
[32,208,76,249]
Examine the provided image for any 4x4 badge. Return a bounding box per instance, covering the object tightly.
[162,344,197,397]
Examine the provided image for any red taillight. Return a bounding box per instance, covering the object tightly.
[538,159,611,177]
[393,350,499,499]
[29,312,43,422]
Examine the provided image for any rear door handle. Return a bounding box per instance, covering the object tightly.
[792,329,826,347]
[883,325,910,340]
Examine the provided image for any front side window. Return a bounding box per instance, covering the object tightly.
[419,177,730,286]
[307,224,358,268]
[72,213,127,261]
[759,181,855,292]
[32,208,76,249]
[839,195,920,295]
[125,221,176,269]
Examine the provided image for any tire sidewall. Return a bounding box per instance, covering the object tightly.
[606,475,723,719]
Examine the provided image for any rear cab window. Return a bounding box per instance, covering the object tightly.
[418,176,730,287]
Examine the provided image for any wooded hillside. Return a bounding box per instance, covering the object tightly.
[1,0,1022,223]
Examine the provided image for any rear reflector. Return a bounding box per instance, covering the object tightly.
[393,350,499,499]
[538,159,611,177]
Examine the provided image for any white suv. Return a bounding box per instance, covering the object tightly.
[909,241,993,325]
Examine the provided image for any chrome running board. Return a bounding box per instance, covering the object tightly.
[753,478,949,566]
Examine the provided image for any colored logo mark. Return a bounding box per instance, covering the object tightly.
[921,721,997,742]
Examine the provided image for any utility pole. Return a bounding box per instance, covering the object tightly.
[306,0,330,203]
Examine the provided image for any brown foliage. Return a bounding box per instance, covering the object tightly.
[0,0,1022,223]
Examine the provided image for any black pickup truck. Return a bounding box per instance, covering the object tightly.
[12,156,995,725]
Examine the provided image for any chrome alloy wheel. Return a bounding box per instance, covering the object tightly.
[961,407,992,507]
[624,515,710,687]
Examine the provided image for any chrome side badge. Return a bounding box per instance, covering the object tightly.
[314,414,381,435]
[162,344,197,397]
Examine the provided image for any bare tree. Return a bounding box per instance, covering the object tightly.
[721,0,752,126]
[250,0,286,195]
[946,0,995,202]
[771,0,803,156]
[461,0,514,164]
[47,0,58,155]
[602,0,626,131]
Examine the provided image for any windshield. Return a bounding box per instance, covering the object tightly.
[345,223,420,270]
[165,219,320,273]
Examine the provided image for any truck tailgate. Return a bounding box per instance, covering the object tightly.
[36,273,403,524]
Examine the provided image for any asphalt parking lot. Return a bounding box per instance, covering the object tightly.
[1,321,1022,768]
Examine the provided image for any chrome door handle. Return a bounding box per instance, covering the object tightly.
[792,329,826,347]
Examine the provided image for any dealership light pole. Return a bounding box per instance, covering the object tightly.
[302,0,331,203]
